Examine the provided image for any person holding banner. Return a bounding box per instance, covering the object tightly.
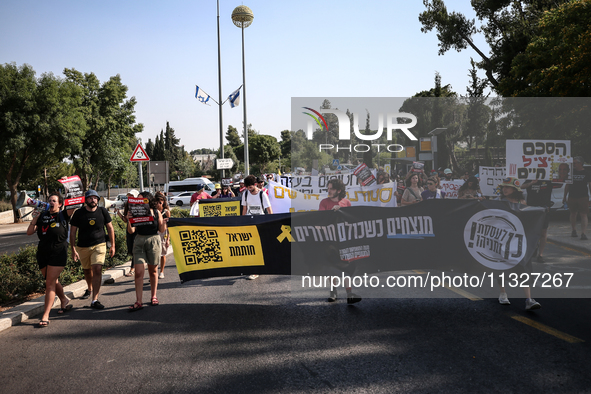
[496,178,541,310]
[27,192,76,327]
[116,189,139,277]
[318,179,361,304]
[564,157,591,240]
[457,177,485,200]
[421,177,446,200]
[70,190,115,309]
[127,191,166,310]
[155,192,170,279]
[400,174,423,206]
[241,175,273,280]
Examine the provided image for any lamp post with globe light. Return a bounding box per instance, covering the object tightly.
[231,5,253,175]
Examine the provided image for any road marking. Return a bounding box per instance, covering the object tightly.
[444,285,483,301]
[547,240,591,256]
[510,314,585,343]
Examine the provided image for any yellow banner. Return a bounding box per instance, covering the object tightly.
[169,225,265,273]
[200,199,241,217]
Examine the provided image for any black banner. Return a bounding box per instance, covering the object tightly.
[168,200,545,284]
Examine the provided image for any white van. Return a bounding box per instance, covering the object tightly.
[165,177,216,197]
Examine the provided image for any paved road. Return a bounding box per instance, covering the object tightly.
[0,223,34,256]
[1,242,591,393]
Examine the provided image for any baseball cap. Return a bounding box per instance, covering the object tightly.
[196,184,204,191]
[85,190,99,199]
[128,189,139,198]
[444,168,452,174]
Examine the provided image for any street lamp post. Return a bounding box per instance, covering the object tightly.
[231,5,254,176]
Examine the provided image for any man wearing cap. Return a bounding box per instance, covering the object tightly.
[211,184,222,198]
[70,190,115,309]
[564,156,591,240]
[443,168,454,181]
[190,184,212,207]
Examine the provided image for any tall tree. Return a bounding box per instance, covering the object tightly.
[225,125,242,148]
[63,68,142,190]
[419,0,570,95]
[0,63,86,222]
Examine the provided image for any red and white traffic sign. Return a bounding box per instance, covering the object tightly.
[130,143,150,162]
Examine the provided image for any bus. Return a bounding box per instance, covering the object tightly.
[165,177,216,197]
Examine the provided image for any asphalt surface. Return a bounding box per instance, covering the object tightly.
[1,213,591,393]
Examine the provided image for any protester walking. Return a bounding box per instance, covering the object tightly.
[26,192,76,327]
[127,191,166,311]
[116,189,139,277]
[155,192,170,279]
[70,190,115,310]
[496,177,541,310]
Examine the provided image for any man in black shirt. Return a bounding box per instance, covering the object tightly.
[70,190,115,309]
[564,156,591,240]
[521,180,553,262]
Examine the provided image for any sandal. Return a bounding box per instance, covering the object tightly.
[128,302,143,312]
[151,297,159,306]
[57,303,73,314]
[38,320,50,327]
[124,270,135,277]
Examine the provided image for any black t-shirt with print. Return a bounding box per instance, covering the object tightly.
[569,168,591,198]
[36,210,70,253]
[70,206,112,247]
[525,180,553,208]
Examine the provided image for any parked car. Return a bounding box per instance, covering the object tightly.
[170,192,193,206]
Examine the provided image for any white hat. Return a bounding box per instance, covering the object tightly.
[128,189,139,198]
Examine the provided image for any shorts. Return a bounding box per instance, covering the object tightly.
[37,247,68,270]
[133,234,162,266]
[568,197,589,215]
[77,243,107,270]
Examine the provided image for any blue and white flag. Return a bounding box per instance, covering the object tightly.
[228,87,241,108]
[195,85,211,106]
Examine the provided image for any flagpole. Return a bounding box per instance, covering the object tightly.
[217,0,225,180]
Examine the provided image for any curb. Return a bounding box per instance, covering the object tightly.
[0,261,132,333]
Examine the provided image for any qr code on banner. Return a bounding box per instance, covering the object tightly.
[202,205,222,217]
[178,229,222,265]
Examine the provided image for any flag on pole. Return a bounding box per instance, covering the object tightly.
[195,85,211,106]
[228,87,241,108]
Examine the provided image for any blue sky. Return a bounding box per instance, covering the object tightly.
[0,0,488,152]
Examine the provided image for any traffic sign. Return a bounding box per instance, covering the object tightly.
[216,158,234,170]
[130,144,150,162]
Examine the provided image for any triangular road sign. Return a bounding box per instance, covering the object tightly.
[130,143,150,162]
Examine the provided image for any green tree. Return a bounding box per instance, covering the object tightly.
[419,0,570,94]
[63,68,142,190]
[502,0,591,97]
[0,63,86,222]
[225,125,242,148]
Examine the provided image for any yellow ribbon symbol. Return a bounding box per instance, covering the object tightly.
[277,225,294,243]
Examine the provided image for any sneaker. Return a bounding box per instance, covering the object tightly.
[536,255,545,263]
[581,234,588,241]
[90,300,105,309]
[571,230,578,237]
[158,272,165,279]
[327,290,337,303]
[347,293,362,304]
[498,292,510,305]
[247,274,259,280]
[80,289,91,300]
[525,298,541,310]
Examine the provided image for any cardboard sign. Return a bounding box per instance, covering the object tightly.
[128,197,154,226]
